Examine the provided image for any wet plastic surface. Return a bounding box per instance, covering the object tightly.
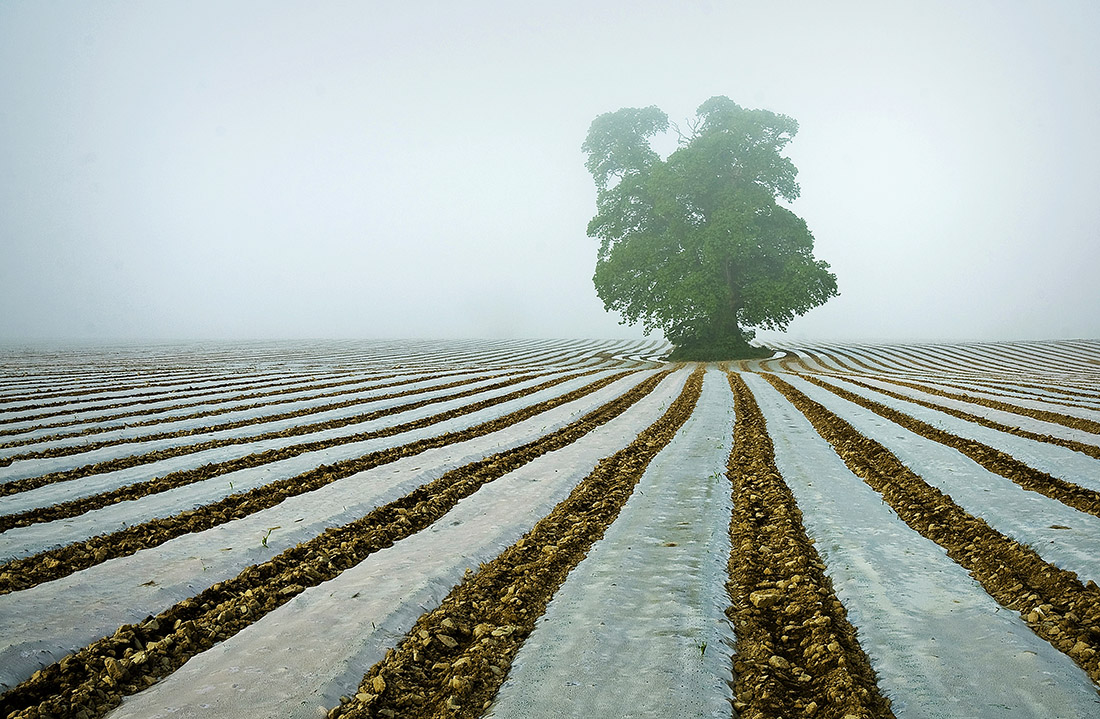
[99,371,690,718]
[0,374,356,437]
[0,370,627,561]
[908,378,1100,416]
[0,369,580,484]
[744,373,1100,718]
[0,370,474,457]
[833,375,1100,446]
[784,375,1100,585]
[487,368,737,718]
[0,370,663,691]
[813,375,1100,492]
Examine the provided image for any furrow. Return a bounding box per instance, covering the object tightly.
[0,371,331,418]
[0,371,553,489]
[868,375,1100,434]
[725,372,894,719]
[908,376,1100,411]
[0,370,636,593]
[0,367,678,718]
[780,349,839,374]
[0,369,450,447]
[797,374,1100,515]
[783,374,1100,588]
[0,370,440,438]
[0,337,622,433]
[485,367,736,718]
[765,374,1100,686]
[322,366,705,719]
[797,347,865,375]
[0,373,629,558]
[0,370,660,694]
[0,373,580,522]
[745,372,1100,716]
[0,372,296,408]
[0,370,519,465]
[805,374,1100,460]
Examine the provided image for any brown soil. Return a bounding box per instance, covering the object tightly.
[0,371,554,494]
[0,370,635,594]
[725,372,895,719]
[326,366,704,719]
[0,369,468,449]
[798,375,1100,517]
[807,373,1100,461]
[0,369,678,719]
[0,372,600,532]
[765,374,1100,686]
[890,375,1100,413]
[0,370,353,425]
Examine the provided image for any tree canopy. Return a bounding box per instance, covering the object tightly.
[582,96,838,360]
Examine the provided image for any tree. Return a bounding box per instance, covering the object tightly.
[582,96,838,360]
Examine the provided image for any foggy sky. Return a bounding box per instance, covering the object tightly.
[2,1,1098,344]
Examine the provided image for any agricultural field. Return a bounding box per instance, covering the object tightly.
[1,337,1098,719]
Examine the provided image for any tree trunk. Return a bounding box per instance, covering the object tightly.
[721,260,743,343]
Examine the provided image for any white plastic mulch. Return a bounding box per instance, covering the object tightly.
[807,375,1100,493]
[0,370,622,559]
[839,375,1100,440]
[0,369,456,455]
[97,370,691,718]
[742,373,1100,718]
[0,371,313,423]
[1,369,665,690]
[782,374,1100,587]
[487,367,737,718]
[0,370,565,482]
[910,378,1100,412]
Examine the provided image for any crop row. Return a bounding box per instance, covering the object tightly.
[0,338,1097,718]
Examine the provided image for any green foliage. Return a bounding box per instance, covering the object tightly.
[583,96,838,360]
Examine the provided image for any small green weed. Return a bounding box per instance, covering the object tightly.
[261,525,281,547]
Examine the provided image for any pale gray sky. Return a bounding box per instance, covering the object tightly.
[2,1,1098,343]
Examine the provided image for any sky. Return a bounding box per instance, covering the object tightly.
[2,1,1098,344]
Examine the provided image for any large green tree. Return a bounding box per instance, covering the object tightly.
[582,96,838,360]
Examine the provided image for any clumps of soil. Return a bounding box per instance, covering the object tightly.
[0,370,553,498]
[766,373,1100,687]
[810,373,1100,462]
[0,369,673,719]
[0,370,427,447]
[879,375,1100,435]
[0,370,514,466]
[799,375,1100,517]
[0,370,634,595]
[327,366,705,719]
[725,372,895,719]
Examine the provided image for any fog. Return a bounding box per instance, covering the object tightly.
[2,1,1098,344]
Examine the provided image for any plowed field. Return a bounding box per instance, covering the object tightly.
[1,338,1098,718]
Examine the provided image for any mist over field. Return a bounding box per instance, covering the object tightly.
[2,1,1098,343]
